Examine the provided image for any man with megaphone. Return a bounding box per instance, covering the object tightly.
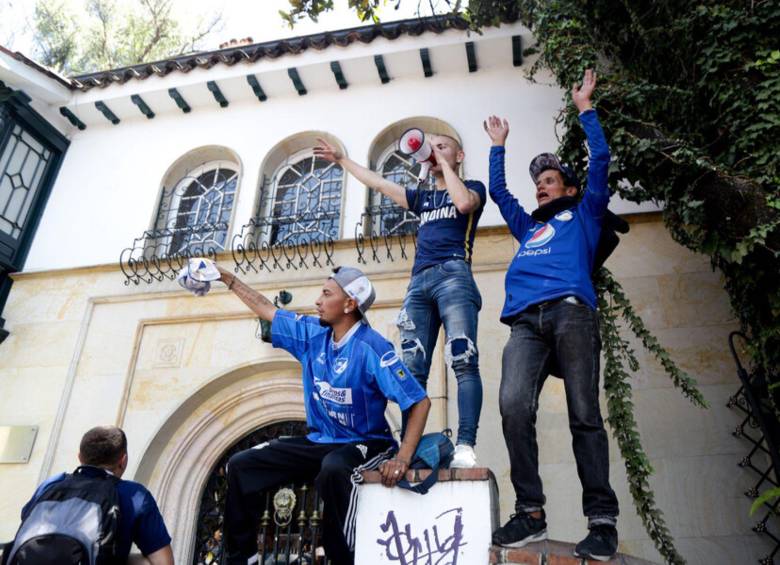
[315,132,486,469]
[484,69,620,561]
[397,127,437,182]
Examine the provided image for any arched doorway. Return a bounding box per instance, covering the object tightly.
[133,361,308,565]
[193,419,325,565]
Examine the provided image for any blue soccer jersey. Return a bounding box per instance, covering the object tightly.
[271,310,427,443]
[405,180,486,275]
[488,109,611,322]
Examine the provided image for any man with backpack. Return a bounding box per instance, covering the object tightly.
[484,69,621,561]
[3,426,173,565]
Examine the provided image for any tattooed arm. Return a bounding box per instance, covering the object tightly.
[217,266,278,321]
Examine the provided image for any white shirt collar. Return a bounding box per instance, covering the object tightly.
[332,319,362,350]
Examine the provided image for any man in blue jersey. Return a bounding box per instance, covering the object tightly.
[314,134,485,468]
[484,70,620,561]
[208,264,430,565]
[8,426,173,565]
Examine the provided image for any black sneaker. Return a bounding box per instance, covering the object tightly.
[492,511,548,547]
[574,525,618,561]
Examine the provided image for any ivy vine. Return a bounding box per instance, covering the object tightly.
[596,269,706,564]
[285,1,779,562]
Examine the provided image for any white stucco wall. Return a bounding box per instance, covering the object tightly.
[16,22,655,272]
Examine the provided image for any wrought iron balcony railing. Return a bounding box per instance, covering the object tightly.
[354,204,418,265]
[119,205,423,285]
[119,222,228,285]
[231,213,337,274]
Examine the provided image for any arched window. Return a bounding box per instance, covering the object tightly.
[366,117,462,236]
[254,135,345,246]
[372,143,431,236]
[161,161,237,254]
[150,147,240,257]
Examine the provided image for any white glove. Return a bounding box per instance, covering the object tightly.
[177,258,221,296]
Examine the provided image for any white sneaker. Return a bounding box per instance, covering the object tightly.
[450,444,478,468]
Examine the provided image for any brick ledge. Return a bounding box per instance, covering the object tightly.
[490,540,659,565]
[361,467,494,483]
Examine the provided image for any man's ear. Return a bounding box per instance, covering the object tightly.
[344,296,358,314]
[116,451,129,476]
[456,149,465,164]
[565,186,579,197]
[77,451,84,465]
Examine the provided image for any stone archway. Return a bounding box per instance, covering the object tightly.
[133,360,306,565]
[192,419,310,565]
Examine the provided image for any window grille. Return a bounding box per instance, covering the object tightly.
[152,161,238,256]
[0,122,53,240]
[255,152,343,247]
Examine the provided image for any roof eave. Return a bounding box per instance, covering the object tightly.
[70,13,484,92]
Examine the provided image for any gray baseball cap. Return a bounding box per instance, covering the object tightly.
[529,152,581,191]
[329,266,376,316]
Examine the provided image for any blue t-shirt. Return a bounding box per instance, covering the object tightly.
[271,310,427,443]
[21,466,171,559]
[488,109,611,322]
[405,180,487,275]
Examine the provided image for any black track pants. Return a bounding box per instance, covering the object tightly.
[224,436,395,565]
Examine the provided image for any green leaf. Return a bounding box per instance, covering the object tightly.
[750,487,780,515]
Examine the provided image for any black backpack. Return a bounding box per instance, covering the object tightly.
[3,466,121,565]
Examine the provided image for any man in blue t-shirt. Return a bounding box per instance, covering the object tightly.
[314,135,485,468]
[9,426,173,564]
[484,70,620,561]
[206,264,430,565]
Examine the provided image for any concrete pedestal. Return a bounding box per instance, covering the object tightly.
[356,468,499,564]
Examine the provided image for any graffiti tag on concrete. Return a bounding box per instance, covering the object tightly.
[375,507,466,565]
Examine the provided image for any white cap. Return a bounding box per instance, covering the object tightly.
[328,266,375,316]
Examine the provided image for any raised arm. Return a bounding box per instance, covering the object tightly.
[432,145,481,214]
[572,70,610,217]
[314,137,409,210]
[217,266,278,321]
[483,116,533,239]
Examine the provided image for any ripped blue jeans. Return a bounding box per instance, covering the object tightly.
[397,259,482,446]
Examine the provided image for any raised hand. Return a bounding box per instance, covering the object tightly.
[431,144,450,170]
[313,137,343,163]
[483,115,510,147]
[216,263,234,285]
[572,68,596,113]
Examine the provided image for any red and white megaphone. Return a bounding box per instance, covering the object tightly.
[399,127,437,181]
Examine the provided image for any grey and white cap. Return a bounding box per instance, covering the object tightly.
[329,266,376,316]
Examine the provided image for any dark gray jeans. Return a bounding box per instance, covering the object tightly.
[500,298,619,527]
